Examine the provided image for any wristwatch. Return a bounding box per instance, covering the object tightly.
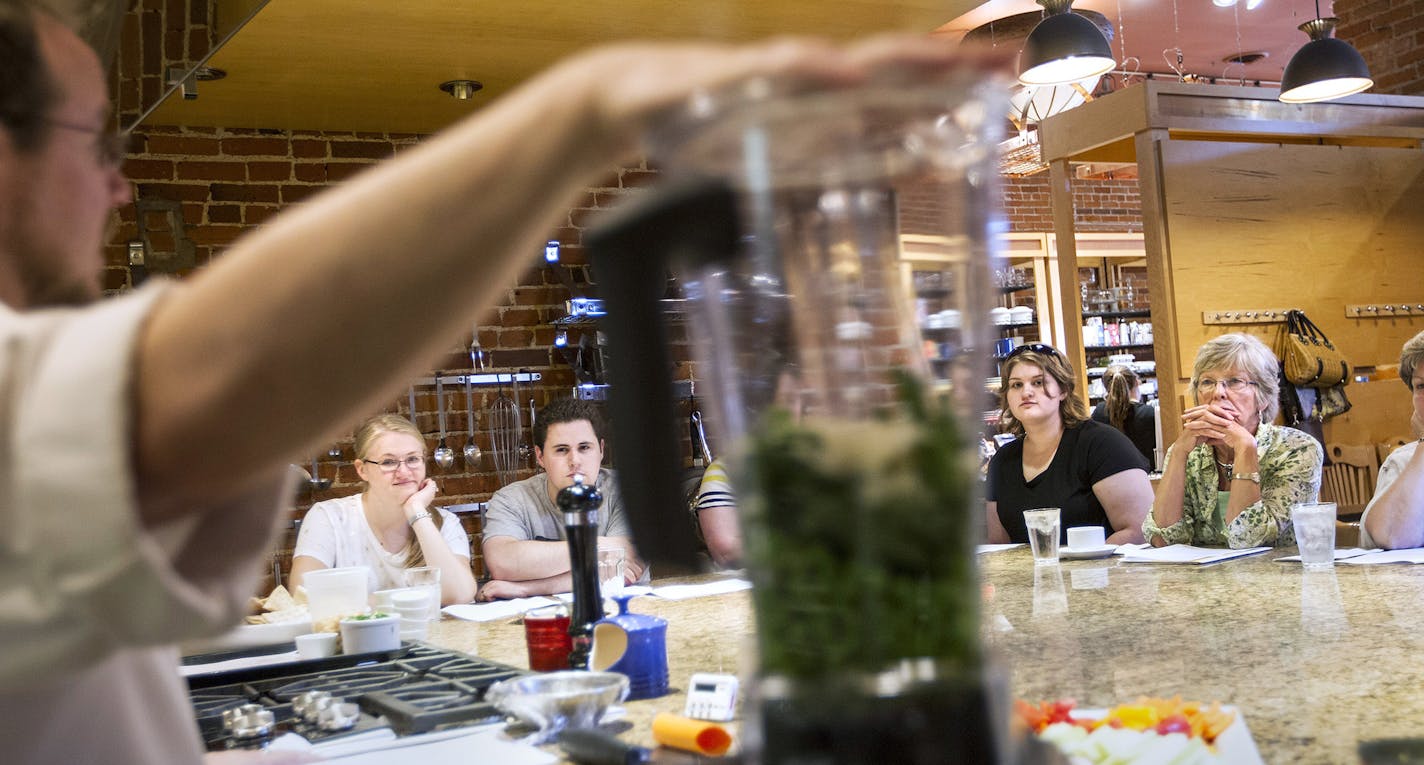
[1231,471,1261,484]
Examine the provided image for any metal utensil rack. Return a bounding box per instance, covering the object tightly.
[411,372,541,387]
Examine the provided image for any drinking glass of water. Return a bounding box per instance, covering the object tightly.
[1291,502,1337,571]
[1023,508,1061,566]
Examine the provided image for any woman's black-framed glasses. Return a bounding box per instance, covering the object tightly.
[360,455,425,472]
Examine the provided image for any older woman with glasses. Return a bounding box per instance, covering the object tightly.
[986,344,1153,546]
[1360,330,1424,550]
[290,413,477,604]
[1145,334,1322,548]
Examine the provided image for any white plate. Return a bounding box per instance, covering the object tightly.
[180,618,314,656]
[1059,545,1117,560]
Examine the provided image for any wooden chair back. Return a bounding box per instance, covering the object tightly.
[1335,521,1360,549]
[1378,434,1413,465]
[1320,443,1379,519]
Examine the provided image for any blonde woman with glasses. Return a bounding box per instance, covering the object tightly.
[1145,334,1322,548]
[290,414,477,604]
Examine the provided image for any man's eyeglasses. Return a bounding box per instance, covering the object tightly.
[1197,377,1256,394]
[45,118,129,168]
[1005,343,1062,360]
[360,455,425,472]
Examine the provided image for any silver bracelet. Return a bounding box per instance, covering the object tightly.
[407,511,432,527]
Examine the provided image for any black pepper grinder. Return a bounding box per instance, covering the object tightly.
[559,473,603,670]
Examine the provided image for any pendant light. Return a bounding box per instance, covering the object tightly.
[1019,0,1116,87]
[1278,1,1372,104]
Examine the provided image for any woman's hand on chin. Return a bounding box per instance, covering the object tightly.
[403,478,439,518]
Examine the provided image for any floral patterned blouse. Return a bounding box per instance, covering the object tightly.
[1143,423,1323,548]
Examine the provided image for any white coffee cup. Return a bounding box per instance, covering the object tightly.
[1066,526,1106,550]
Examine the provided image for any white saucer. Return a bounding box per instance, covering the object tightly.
[1059,545,1117,560]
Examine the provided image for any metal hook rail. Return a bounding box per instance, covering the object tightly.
[411,372,541,387]
[1346,303,1424,319]
[1201,309,1294,325]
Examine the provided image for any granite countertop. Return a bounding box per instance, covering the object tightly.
[981,547,1424,764]
[427,576,754,755]
[426,553,1424,762]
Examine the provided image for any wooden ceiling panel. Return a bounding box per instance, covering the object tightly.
[147,0,979,134]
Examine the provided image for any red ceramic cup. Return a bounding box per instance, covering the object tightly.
[524,607,573,672]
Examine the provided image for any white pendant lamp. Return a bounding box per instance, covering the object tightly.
[1278,2,1373,104]
[1018,0,1116,87]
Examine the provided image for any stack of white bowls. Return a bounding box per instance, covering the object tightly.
[390,588,431,641]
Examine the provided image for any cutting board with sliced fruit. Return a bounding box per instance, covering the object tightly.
[1016,697,1265,764]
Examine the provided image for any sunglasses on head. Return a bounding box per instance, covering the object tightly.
[1005,343,1061,360]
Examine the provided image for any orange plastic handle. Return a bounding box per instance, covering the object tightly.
[651,712,733,756]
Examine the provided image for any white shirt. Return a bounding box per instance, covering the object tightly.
[294,493,471,592]
[1358,440,1419,549]
[0,284,291,763]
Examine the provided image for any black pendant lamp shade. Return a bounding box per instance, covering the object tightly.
[1019,0,1115,86]
[1278,17,1373,103]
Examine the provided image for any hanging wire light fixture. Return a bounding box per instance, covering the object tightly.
[1018,0,1116,86]
[1278,0,1372,103]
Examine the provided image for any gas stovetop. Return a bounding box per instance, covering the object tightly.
[184,641,525,751]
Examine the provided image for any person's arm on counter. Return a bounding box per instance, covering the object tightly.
[131,38,983,529]
[1222,426,1321,548]
[985,501,1011,544]
[479,573,572,602]
[483,534,644,584]
[1362,434,1424,550]
[1094,471,1151,545]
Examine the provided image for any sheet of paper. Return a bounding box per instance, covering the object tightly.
[976,543,1025,554]
[1341,548,1424,565]
[1276,548,1378,562]
[442,597,561,622]
[1119,544,1271,565]
[648,578,752,600]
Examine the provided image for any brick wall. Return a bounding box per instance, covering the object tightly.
[109,1,1147,590]
[1002,175,1142,233]
[1337,0,1424,96]
[111,124,673,586]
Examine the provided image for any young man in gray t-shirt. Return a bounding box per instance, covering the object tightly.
[479,398,647,600]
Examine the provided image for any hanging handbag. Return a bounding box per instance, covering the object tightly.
[1315,382,1353,420]
[1282,310,1350,388]
[1277,362,1305,426]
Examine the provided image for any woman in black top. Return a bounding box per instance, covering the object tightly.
[986,345,1153,545]
[1091,364,1157,467]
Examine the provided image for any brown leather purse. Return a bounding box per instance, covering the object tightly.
[1282,310,1350,388]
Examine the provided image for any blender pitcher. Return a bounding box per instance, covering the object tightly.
[589,63,1006,763]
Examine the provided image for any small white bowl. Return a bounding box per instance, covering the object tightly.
[339,614,400,654]
[295,632,339,660]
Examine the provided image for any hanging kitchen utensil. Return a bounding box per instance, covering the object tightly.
[463,373,482,467]
[513,369,529,464]
[308,455,331,492]
[691,409,713,465]
[527,398,538,467]
[433,374,456,469]
[489,372,521,486]
[680,400,712,515]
